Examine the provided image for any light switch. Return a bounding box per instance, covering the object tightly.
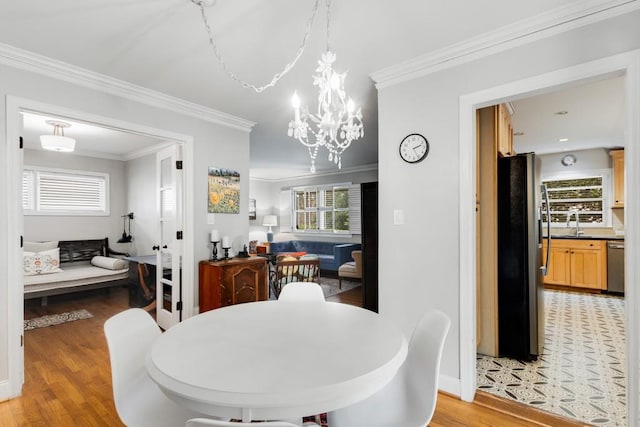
[207,213,215,225]
[393,209,404,225]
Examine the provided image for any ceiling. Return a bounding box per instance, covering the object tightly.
[3,0,624,178]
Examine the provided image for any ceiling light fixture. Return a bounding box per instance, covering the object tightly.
[40,120,76,152]
[559,138,569,142]
[288,0,364,172]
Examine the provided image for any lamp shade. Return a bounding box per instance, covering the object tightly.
[263,215,278,227]
[41,120,76,152]
[40,135,76,152]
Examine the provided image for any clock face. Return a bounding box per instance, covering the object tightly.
[561,154,576,166]
[399,134,429,163]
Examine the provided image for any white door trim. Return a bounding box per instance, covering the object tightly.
[458,50,640,426]
[5,96,195,399]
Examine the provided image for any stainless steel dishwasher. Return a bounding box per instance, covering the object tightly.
[607,240,625,293]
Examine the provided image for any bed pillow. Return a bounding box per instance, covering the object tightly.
[24,240,59,253]
[24,248,63,276]
[91,256,127,271]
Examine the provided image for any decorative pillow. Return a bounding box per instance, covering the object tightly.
[23,240,59,253]
[91,256,127,270]
[24,248,63,276]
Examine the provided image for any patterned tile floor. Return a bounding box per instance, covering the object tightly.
[477,290,626,426]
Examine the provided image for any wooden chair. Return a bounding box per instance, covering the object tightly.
[273,258,320,298]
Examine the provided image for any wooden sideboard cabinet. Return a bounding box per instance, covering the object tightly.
[199,257,268,312]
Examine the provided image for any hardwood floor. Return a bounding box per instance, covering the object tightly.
[1,285,579,426]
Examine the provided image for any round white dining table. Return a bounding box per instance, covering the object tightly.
[146,300,408,422]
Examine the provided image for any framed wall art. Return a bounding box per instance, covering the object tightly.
[208,167,240,214]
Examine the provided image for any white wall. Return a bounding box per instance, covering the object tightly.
[23,148,128,252]
[539,148,612,177]
[249,168,377,244]
[376,10,640,389]
[0,62,251,388]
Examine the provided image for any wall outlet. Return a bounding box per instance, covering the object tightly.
[393,209,404,225]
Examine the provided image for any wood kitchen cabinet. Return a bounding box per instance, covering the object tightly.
[199,257,268,312]
[543,239,607,290]
[497,103,514,157]
[610,149,624,207]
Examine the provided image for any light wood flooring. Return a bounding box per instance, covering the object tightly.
[0,285,584,426]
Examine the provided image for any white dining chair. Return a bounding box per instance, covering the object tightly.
[186,418,320,426]
[327,309,451,427]
[104,308,213,427]
[278,282,325,302]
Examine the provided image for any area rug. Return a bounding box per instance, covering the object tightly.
[319,277,361,298]
[24,309,94,331]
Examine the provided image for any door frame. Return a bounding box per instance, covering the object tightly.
[5,96,195,398]
[458,49,640,425]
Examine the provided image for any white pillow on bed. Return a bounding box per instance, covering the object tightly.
[24,248,63,276]
[91,256,127,271]
[24,240,58,253]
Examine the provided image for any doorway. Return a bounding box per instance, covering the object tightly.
[6,96,195,398]
[458,51,639,425]
[474,76,627,425]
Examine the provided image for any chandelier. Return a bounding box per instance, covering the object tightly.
[288,50,364,173]
[287,2,364,173]
[190,0,363,172]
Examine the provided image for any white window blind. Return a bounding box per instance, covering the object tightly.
[23,166,109,216]
[348,184,361,234]
[22,170,34,211]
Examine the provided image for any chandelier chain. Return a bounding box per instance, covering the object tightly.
[326,0,331,52]
[192,0,321,93]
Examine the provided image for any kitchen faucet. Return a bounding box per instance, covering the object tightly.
[566,209,584,236]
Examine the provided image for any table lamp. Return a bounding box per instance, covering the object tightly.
[263,215,278,243]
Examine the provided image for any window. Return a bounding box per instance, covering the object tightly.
[291,183,360,234]
[542,172,609,226]
[23,166,109,216]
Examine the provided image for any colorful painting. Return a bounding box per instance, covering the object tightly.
[208,167,240,214]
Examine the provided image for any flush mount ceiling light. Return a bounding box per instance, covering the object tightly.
[559,138,569,142]
[40,120,76,152]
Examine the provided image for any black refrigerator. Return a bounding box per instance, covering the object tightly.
[497,153,550,360]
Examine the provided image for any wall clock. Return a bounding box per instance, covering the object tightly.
[561,154,576,166]
[399,133,429,164]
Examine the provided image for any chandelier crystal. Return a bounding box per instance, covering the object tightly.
[288,51,364,173]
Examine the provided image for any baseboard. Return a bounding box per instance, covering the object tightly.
[438,374,460,397]
[0,379,11,402]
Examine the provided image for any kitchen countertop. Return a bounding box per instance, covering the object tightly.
[549,234,624,241]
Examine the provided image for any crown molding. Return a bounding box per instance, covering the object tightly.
[250,163,378,182]
[371,0,640,89]
[0,42,255,132]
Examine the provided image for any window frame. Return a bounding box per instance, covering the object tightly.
[23,165,110,216]
[541,168,611,228]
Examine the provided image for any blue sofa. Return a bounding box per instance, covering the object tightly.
[269,240,361,272]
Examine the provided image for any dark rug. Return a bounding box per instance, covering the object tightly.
[24,309,94,331]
